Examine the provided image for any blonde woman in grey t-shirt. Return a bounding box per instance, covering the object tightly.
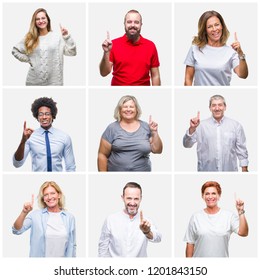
[97,95,163,171]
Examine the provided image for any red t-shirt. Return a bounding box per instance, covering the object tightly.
[109,34,160,86]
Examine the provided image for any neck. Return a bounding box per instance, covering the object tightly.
[205,206,220,214]
[39,29,49,36]
[207,40,222,47]
[47,206,61,213]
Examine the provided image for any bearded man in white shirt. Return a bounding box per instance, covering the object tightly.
[98,182,162,257]
[183,94,248,172]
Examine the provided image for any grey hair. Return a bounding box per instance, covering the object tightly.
[209,95,226,107]
[114,95,142,121]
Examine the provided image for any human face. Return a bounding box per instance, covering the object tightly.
[209,99,226,122]
[202,187,220,208]
[124,12,142,42]
[43,186,61,210]
[35,11,48,31]
[122,187,142,217]
[38,106,53,129]
[120,100,137,121]
[206,16,223,46]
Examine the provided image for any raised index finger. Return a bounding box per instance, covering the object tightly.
[31,194,34,205]
[107,31,110,41]
[234,32,238,42]
[149,115,152,124]
[140,210,143,223]
[59,23,63,31]
[197,111,200,119]
[23,121,27,130]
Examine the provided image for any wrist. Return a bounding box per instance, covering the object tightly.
[238,53,246,60]
[238,209,245,216]
[143,230,151,235]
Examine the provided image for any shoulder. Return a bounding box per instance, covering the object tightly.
[140,120,150,130]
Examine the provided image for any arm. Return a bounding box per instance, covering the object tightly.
[64,135,76,172]
[183,112,200,148]
[14,121,33,162]
[186,243,194,257]
[150,67,161,86]
[235,124,249,172]
[98,219,111,257]
[60,25,77,56]
[99,31,113,77]
[97,138,112,171]
[236,199,249,237]
[139,211,161,242]
[149,116,163,153]
[12,39,31,63]
[13,195,34,231]
[231,32,248,79]
[184,66,195,86]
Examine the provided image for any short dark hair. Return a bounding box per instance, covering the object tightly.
[31,97,58,119]
[123,182,142,196]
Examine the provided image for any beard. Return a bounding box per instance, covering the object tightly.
[125,203,138,216]
[125,27,141,42]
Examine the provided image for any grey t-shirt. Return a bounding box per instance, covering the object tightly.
[102,120,152,171]
[184,44,239,86]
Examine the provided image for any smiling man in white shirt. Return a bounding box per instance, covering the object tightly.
[98,182,161,257]
[183,94,248,172]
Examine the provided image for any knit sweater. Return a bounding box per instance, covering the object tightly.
[12,32,76,86]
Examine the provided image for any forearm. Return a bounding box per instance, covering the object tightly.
[99,52,112,76]
[150,132,163,153]
[238,212,249,236]
[184,78,193,86]
[237,59,248,78]
[241,166,248,172]
[13,211,27,230]
[98,154,108,171]
[185,243,194,257]
[14,141,26,161]
[151,74,161,86]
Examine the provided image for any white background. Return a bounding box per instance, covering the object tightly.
[0,0,259,280]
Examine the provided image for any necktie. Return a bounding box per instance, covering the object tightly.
[44,130,52,172]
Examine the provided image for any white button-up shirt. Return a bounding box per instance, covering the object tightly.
[183,116,248,171]
[98,210,161,257]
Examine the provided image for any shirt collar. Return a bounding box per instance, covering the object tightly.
[211,115,225,124]
[42,207,66,215]
[39,126,54,135]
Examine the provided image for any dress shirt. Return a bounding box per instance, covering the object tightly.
[13,126,76,172]
[183,116,248,171]
[98,210,161,257]
[12,208,76,257]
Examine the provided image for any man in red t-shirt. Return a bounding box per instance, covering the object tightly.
[99,9,161,86]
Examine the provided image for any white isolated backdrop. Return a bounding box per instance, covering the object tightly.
[174,2,257,86]
[2,173,86,257]
[2,88,86,172]
[88,2,172,86]
[88,87,173,172]
[2,2,86,86]
[88,173,172,257]
[174,87,257,172]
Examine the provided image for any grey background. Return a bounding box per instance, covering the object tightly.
[174,88,258,172]
[2,88,86,172]
[88,173,172,257]
[2,174,86,257]
[174,173,258,257]
[88,87,173,172]
[88,2,172,86]
[2,2,86,86]
[174,2,258,86]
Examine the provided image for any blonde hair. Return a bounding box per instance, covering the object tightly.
[192,10,229,49]
[113,95,142,121]
[38,181,65,209]
[25,8,51,54]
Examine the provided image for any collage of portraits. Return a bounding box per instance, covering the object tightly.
[0,1,259,278]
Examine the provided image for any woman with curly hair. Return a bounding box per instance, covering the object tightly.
[12,8,76,86]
